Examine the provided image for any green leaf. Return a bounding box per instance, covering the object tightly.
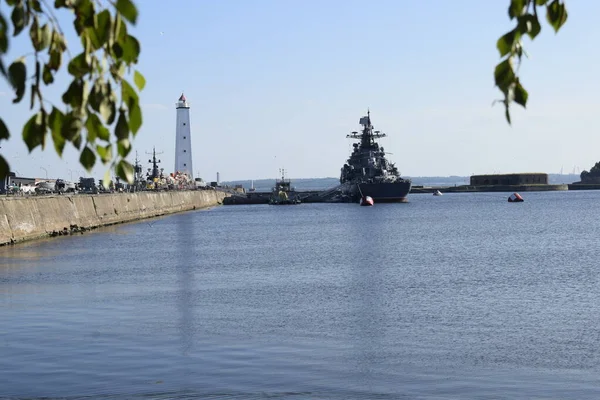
[85,113,110,142]
[95,9,112,46]
[496,30,518,57]
[535,0,548,5]
[120,79,142,134]
[113,12,127,45]
[134,70,145,91]
[61,112,83,143]
[508,0,527,19]
[115,0,138,24]
[121,79,137,104]
[0,155,8,180]
[128,102,142,134]
[494,58,515,92]
[518,14,541,39]
[8,58,26,103]
[83,26,101,51]
[513,79,529,108]
[48,46,63,70]
[115,159,134,183]
[29,17,42,51]
[62,79,84,108]
[49,107,66,155]
[0,13,8,53]
[80,146,96,171]
[96,144,112,163]
[117,138,131,157]
[110,61,126,81]
[119,34,140,64]
[42,63,54,84]
[115,110,129,140]
[68,53,91,78]
[31,0,43,12]
[11,2,27,36]
[88,79,104,111]
[505,107,512,125]
[0,117,9,140]
[41,23,52,48]
[73,0,95,36]
[546,0,568,32]
[22,112,46,151]
[72,132,82,149]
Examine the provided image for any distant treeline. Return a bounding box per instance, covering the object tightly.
[223,174,580,191]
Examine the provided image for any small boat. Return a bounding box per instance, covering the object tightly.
[360,195,374,206]
[433,190,443,196]
[269,169,301,205]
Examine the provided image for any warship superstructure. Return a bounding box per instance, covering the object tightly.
[340,110,411,202]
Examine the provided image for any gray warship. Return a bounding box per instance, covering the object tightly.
[340,110,412,202]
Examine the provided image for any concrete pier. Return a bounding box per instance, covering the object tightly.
[0,190,228,245]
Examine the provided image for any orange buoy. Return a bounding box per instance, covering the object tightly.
[360,195,374,206]
[508,193,524,202]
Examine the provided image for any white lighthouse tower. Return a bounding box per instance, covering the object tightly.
[174,93,193,178]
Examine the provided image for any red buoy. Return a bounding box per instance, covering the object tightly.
[508,193,524,202]
[360,195,374,206]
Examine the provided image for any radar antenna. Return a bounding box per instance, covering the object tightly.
[145,147,164,180]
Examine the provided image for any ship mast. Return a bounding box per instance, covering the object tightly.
[133,151,144,183]
[146,147,164,180]
[346,109,387,147]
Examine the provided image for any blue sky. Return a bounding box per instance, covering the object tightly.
[1,0,599,181]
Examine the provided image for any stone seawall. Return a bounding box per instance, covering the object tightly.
[0,190,227,245]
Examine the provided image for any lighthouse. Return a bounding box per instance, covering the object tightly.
[174,93,193,178]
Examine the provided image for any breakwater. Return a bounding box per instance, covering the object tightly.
[223,184,570,205]
[0,190,227,245]
[411,184,569,194]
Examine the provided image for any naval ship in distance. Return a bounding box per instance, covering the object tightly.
[339,110,412,202]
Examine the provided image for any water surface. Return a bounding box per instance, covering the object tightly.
[2,191,600,399]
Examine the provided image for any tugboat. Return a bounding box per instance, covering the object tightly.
[340,110,412,202]
[269,169,301,205]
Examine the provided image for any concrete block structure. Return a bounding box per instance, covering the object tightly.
[470,173,548,186]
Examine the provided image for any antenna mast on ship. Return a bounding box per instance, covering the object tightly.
[346,109,387,147]
[133,151,144,183]
[146,147,164,180]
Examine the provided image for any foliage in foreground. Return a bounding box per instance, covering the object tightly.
[494,0,568,123]
[0,0,143,183]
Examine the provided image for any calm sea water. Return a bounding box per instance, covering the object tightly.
[2,191,600,399]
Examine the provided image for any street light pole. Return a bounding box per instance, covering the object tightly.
[40,167,48,179]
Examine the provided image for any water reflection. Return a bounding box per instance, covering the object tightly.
[346,206,390,388]
[174,213,196,356]
[0,240,62,266]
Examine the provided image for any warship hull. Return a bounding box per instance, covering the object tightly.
[345,180,412,203]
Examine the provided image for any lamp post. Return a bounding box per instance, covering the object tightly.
[67,168,73,181]
[40,166,48,179]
